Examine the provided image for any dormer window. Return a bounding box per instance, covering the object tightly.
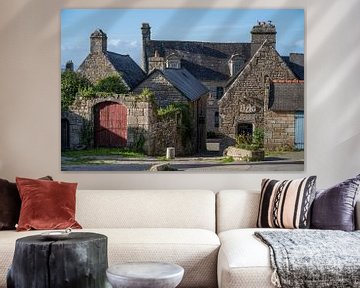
[228,54,244,77]
[166,53,181,69]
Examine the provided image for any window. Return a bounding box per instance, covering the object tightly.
[214,112,219,128]
[237,123,253,136]
[216,87,224,99]
[167,60,180,69]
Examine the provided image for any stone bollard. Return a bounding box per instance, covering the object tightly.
[166,147,175,160]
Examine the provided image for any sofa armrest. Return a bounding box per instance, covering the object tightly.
[356,200,360,230]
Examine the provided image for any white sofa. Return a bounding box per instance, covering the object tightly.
[216,190,360,288]
[1,189,359,288]
[0,190,220,288]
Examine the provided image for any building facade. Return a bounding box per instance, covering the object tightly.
[62,29,208,155]
[141,21,304,150]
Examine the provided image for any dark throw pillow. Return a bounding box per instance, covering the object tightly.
[16,177,82,231]
[311,174,360,231]
[257,176,317,229]
[0,176,52,230]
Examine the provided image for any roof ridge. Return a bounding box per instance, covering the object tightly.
[150,39,251,45]
[106,51,130,57]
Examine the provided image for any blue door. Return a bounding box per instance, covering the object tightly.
[294,111,304,150]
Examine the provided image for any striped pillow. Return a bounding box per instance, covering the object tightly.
[257,176,317,229]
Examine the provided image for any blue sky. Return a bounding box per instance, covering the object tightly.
[61,9,304,69]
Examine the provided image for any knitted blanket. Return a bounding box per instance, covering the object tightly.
[255,230,360,288]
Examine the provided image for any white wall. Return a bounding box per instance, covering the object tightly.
[0,0,359,190]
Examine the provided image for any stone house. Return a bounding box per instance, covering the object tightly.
[77,29,146,90]
[219,40,304,150]
[134,67,208,153]
[61,29,208,155]
[141,21,304,150]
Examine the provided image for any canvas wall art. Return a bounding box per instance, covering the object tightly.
[61,9,304,171]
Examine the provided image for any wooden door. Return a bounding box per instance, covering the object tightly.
[94,102,127,148]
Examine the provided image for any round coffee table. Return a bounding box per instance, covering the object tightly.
[106,262,184,288]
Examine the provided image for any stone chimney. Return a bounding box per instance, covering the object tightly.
[141,23,151,73]
[90,29,107,54]
[251,21,276,55]
[65,60,74,72]
[148,50,165,71]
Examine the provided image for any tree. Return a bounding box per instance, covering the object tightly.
[94,74,127,94]
[61,71,91,110]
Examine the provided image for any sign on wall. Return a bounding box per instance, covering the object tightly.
[61,9,304,171]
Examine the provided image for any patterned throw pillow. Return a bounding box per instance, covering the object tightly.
[257,176,317,229]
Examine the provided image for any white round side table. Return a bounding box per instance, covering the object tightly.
[106,262,184,288]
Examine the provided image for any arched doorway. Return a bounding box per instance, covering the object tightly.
[94,101,127,148]
[61,118,70,150]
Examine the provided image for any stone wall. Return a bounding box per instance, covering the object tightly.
[61,93,197,156]
[61,94,152,152]
[147,115,190,156]
[264,111,295,150]
[219,42,298,151]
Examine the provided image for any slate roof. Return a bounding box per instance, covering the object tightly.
[147,40,304,82]
[282,53,304,80]
[106,51,146,90]
[146,40,252,81]
[269,81,304,111]
[160,68,209,101]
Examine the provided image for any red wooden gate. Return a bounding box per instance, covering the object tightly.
[94,101,127,148]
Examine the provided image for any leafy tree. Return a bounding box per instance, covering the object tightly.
[94,74,127,94]
[61,71,91,110]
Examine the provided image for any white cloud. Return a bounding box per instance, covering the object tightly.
[295,39,304,48]
[108,39,138,48]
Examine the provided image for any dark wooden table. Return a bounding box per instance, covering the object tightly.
[7,232,108,288]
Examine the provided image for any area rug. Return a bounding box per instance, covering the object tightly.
[255,230,360,288]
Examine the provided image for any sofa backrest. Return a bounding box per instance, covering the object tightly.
[216,190,260,233]
[76,190,216,231]
[217,190,360,233]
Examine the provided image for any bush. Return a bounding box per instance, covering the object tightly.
[235,128,264,151]
[94,74,127,94]
[61,71,91,110]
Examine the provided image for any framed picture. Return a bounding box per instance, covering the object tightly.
[61,9,304,171]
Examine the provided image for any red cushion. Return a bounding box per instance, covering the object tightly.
[16,177,82,231]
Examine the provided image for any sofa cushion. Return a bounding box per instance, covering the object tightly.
[0,176,52,230]
[257,177,317,229]
[16,177,81,231]
[76,190,216,231]
[311,174,360,231]
[0,228,220,288]
[216,190,260,233]
[217,228,277,288]
[0,179,20,230]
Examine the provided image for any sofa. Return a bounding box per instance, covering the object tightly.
[0,189,359,288]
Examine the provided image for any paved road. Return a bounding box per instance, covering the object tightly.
[62,152,304,171]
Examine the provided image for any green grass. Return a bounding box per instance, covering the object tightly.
[221,156,235,163]
[156,156,168,161]
[62,148,145,158]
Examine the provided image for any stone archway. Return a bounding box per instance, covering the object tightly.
[61,118,70,150]
[94,101,127,148]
